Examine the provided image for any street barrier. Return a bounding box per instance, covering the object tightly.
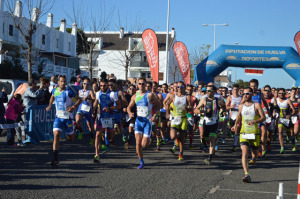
[24,105,89,144]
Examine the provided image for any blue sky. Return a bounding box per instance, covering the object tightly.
[38,0,300,88]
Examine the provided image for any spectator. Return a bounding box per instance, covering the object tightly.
[5,94,24,147]
[49,75,57,93]
[0,86,8,135]
[23,79,44,109]
[100,71,107,80]
[38,78,51,105]
[109,73,116,80]
[75,75,81,86]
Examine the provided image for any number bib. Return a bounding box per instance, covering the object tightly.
[171,116,182,125]
[204,117,217,125]
[199,118,204,125]
[125,114,131,122]
[230,111,238,120]
[187,118,194,126]
[81,104,91,112]
[57,110,70,119]
[291,116,298,124]
[265,114,272,124]
[101,118,113,128]
[241,133,255,140]
[137,106,148,117]
[280,118,290,126]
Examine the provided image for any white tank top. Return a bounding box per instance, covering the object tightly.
[241,103,256,119]
[173,94,187,116]
[231,95,242,111]
[277,99,288,109]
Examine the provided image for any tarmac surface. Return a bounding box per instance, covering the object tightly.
[0,132,299,199]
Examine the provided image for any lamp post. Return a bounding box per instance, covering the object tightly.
[165,0,170,84]
[202,23,228,51]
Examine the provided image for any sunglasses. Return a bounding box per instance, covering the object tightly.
[83,83,89,85]
[129,88,135,90]
[207,90,213,92]
[100,85,106,87]
[243,92,252,95]
[177,86,185,89]
[139,83,145,85]
[108,84,114,86]
[264,90,270,92]
[278,92,284,94]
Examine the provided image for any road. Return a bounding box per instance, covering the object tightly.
[0,133,299,199]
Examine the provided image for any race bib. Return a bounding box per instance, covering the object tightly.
[81,104,90,112]
[280,118,290,126]
[137,106,148,117]
[125,114,130,122]
[187,118,194,126]
[101,118,113,128]
[204,117,216,125]
[291,116,298,124]
[172,116,182,125]
[57,110,70,119]
[199,118,204,125]
[265,114,272,124]
[230,111,238,120]
[241,133,255,140]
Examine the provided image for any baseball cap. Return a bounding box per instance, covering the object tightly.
[76,75,81,78]
[201,87,206,92]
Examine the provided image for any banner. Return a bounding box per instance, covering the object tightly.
[245,69,264,76]
[142,29,159,82]
[294,31,300,57]
[173,41,190,84]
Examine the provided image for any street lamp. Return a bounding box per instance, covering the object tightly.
[165,0,170,84]
[202,23,228,51]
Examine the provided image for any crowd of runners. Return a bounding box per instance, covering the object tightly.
[46,75,300,183]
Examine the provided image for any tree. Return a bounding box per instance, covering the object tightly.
[5,0,54,82]
[235,79,250,88]
[66,0,114,80]
[0,57,27,80]
[190,44,211,65]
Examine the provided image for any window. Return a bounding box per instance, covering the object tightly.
[68,42,71,51]
[56,38,59,48]
[42,34,45,45]
[9,25,13,36]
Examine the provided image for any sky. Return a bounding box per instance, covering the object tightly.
[35,0,300,88]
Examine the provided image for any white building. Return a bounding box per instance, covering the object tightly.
[0,0,82,82]
[83,28,183,84]
[214,69,233,88]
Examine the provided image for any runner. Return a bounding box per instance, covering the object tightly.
[159,83,169,146]
[233,87,265,182]
[92,79,121,163]
[276,88,295,153]
[46,75,82,167]
[186,84,196,149]
[165,81,192,160]
[127,77,161,169]
[289,87,300,143]
[194,84,226,166]
[123,84,136,150]
[75,77,95,145]
[226,84,242,152]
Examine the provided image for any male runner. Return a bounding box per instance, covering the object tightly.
[290,87,300,143]
[76,77,95,145]
[186,84,196,149]
[234,87,265,182]
[127,78,160,169]
[159,83,169,145]
[165,81,192,160]
[46,75,82,167]
[92,79,121,163]
[194,85,226,166]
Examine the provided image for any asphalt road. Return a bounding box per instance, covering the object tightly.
[0,132,299,199]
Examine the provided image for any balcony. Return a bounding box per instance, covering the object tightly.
[130,61,149,68]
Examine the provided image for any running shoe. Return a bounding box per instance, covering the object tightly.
[242,175,251,183]
[156,145,160,152]
[232,147,236,152]
[249,159,256,165]
[17,142,24,147]
[101,144,106,150]
[204,158,211,166]
[221,138,226,144]
[137,163,144,169]
[170,146,176,154]
[89,138,94,145]
[220,131,223,135]
[78,132,83,140]
[157,139,161,146]
[123,134,129,143]
[258,149,262,157]
[178,154,184,161]
[280,148,285,154]
[102,146,111,154]
[215,144,219,151]
[114,124,119,135]
[260,151,266,158]
[51,160,60,167]
[292,146,296,152]
[124,142,129,151]
[94,155,100,163]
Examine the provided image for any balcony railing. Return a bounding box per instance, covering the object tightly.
[130,61,149,67]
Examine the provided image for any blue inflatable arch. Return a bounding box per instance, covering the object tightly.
[193,45,300,86]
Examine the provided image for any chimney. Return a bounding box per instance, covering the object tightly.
[171,28,175,38]
[128,37,132,50]
[71,23,77,36]
[46,13,53,28]
[31,7,39,22]
[59,18,66,32]
[120,27,124,38]
[14,1,22,17]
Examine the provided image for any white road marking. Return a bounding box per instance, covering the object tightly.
[223,170,233,175]
[209,185,220,194]
[218,188,297,196]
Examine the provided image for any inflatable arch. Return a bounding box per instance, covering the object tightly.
[193,45,300,86]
